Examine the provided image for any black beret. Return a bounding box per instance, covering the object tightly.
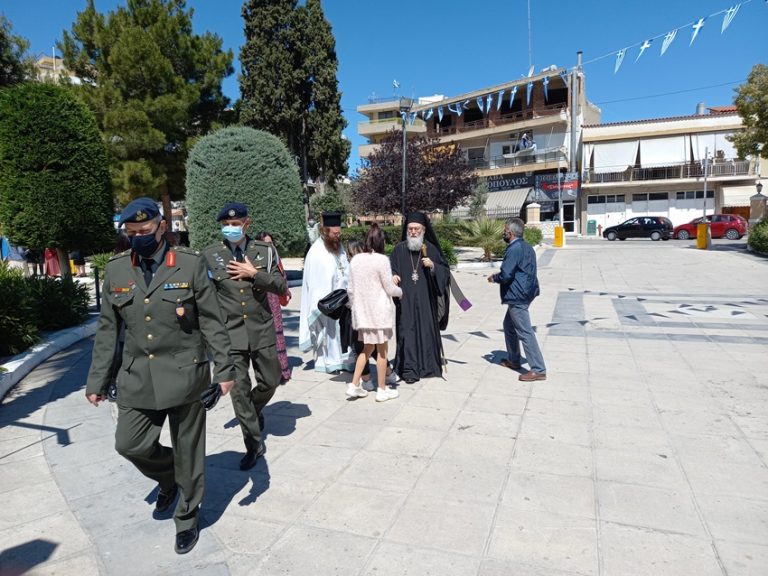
[217,202,248,221]
[119,197,160,225]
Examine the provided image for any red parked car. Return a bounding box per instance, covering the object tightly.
[673,214,748,240]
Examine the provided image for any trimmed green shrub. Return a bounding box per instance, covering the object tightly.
[747,218,768,253]
[185,127,306,256]
[461,218,505,261]
[524,226,544,246]
[90,252,113,279]
[0,83,114,256]
[27,277,90,331]
[0,263,39,356]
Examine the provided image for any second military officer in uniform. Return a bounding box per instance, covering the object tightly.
[85,198,235,555]
[202,202,288,471]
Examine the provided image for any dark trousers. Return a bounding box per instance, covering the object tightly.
[231,345,280,450]
[115,401,205,532]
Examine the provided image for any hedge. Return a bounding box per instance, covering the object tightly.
[0,262,90,357]
[748,218,768,254]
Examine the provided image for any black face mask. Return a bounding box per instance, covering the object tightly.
[502,232,511,244]
[130,224,161,258]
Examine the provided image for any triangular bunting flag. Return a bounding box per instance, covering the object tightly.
[526,81,533,106]
[476,96,485,113]
[721,4,740,33]
[509,86,518,108]
[496,89,505,110]
[661,29,677,55]
[614,48,626,73]
[542,76,549,101]
[447,102,463,116]
[690,18,705,46]
[635,39,652,62]
[424,108,434,120]
[486,93,493,112]
[437,106,443,122]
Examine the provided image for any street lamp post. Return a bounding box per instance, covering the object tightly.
[399,97,411,218]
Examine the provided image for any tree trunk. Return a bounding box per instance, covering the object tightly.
[56,248,72,280]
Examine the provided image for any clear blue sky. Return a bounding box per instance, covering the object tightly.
[4,0,766,174]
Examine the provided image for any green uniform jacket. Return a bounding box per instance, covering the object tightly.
[201,239,287,352]
[86,246,235,410]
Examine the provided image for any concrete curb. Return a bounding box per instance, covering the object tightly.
[0,315,99,400]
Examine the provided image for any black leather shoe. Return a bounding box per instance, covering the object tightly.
[239,444,265,471]
[258,412,265,432]
[155,484,178,513]
[175,528,199,554]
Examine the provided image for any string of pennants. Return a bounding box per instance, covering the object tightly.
[591,0,764,74]
[401,0,764,125]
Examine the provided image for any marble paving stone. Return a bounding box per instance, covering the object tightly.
[209,514,285,554]
[502,471,596,519]
[695,494,768,545]
[512,438,593,478]
[597,481,706,537]
[517,414,592,446]
[388,404,461,432]
[714,539,768,576]
[594,447,685,489]
[28,551,101,576]
[479,556,594,576]
[0,479,68,530]
[244,524,376,576]
[599,522,723,576]
[362,541,481,576]
[593,423,673,452]
[463,393,528,415]
[386,495,496,556]
[433,431,515,468]
[451,410,522,438]
[301,418,381,450]
[267,444,357,483]
[0,455,51,493]
[658,409,743,438]
[299,482,406,537]
[365,426,445,458]
[681,460,768,500]
[487,507,598,575]
[412,459,507,503]
[337,450,430,493]
[407,389,470,410]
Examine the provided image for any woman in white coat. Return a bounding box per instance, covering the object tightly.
[346,224,403,402]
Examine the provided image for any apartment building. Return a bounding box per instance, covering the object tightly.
[34,55,80,84]
[581,105,760,235]
[357,69,600,233]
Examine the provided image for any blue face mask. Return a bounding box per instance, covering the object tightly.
[222,225,244,243]
[131,224,161,258]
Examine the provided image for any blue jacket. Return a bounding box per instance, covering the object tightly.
[494,238,540,304]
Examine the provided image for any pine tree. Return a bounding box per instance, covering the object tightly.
[239,0,349,187]
[0,14,34,87]
[60,0,234,211]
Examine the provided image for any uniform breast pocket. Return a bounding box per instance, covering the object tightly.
[162,289,198,333]
[111,292,135,324]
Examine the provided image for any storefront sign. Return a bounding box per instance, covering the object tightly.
[531,172,580,202]
[485,174,534,192]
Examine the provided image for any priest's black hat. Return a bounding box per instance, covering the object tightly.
[322,212,342,227]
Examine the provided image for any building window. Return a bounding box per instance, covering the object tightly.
[694,191,715,199]
[649,193,668,201]
[502,145,510,155]
[545,87,568,106]
[632,194,647,202]
[463,106,483,123]
[587,195,605,204]
[378,111,395,120]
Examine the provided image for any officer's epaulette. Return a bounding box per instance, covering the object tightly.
[108,249,132,262]
[171,246,201,256]
[248,239,271,249]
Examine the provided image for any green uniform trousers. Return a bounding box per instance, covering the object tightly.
[115,401,205,532]
[230,344,280,451]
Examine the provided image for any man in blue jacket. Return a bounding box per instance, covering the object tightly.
[488,217,547,381]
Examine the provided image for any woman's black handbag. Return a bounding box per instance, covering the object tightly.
[318,288,348,320]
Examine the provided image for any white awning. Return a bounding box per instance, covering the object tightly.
[484,188,530,213]
[722,185,755,207]
[640,136,689,167]
[692,132,739,161]
[592,140,639,173]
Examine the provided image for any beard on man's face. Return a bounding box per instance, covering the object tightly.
[323,235,341,253]
[406,234,424,253]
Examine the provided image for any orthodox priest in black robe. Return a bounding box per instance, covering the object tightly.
[390,212,450,383]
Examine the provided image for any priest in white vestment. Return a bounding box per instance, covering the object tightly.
[299,212,354,373]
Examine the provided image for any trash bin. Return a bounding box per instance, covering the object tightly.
[587,220,597,236]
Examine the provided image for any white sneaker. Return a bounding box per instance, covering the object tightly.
[346,384,368,398]
[376,387,399,402]
[385,371,398,385]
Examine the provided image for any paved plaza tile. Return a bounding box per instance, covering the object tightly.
[1,239,767,574]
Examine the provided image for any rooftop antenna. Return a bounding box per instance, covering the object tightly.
[527,0,533,72]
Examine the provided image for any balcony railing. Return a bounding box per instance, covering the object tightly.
[427,102,567,137]
[582,159,754,184]
[465,146,568,170]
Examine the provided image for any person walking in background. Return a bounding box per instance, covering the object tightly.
[255,231,292,384]
[299,212,354,373]
[44,247,61,277]
[70,249,87,277]
[201,203,288,471]
[24,248,43,277]
[488,217,547,382]
[347,224,402,402]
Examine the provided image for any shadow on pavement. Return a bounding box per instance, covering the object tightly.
[0,539,58,575]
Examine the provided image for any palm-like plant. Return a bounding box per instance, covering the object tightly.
[461,217,506,262]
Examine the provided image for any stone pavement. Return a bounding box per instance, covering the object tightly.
[1,238,767,575]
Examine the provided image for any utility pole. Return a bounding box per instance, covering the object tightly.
[399,97,411,218]
[569,51,582,173]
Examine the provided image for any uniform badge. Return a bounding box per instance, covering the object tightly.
[228,209,236,217]
[135,210,147,222]
[163,282,190,290]
[176,305,185,317]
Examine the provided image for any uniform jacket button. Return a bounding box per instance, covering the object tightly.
[145,315,151,322]
[147,334,154,340]
[144,298,150,304]
[148,353,155,359]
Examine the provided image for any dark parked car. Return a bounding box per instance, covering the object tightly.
[673,214,748,240]
[603,216,674,241]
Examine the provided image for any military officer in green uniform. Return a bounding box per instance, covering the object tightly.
[201,202,287,471]
[85,198,235,555]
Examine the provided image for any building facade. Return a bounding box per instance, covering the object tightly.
[581,106,760,236]
[357,69,600,233]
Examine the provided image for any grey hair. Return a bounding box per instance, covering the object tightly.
[505,217,525,238]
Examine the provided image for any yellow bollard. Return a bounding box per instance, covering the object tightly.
[696,223,711,250]
[553,226,564,248]
[69,259,77,274]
